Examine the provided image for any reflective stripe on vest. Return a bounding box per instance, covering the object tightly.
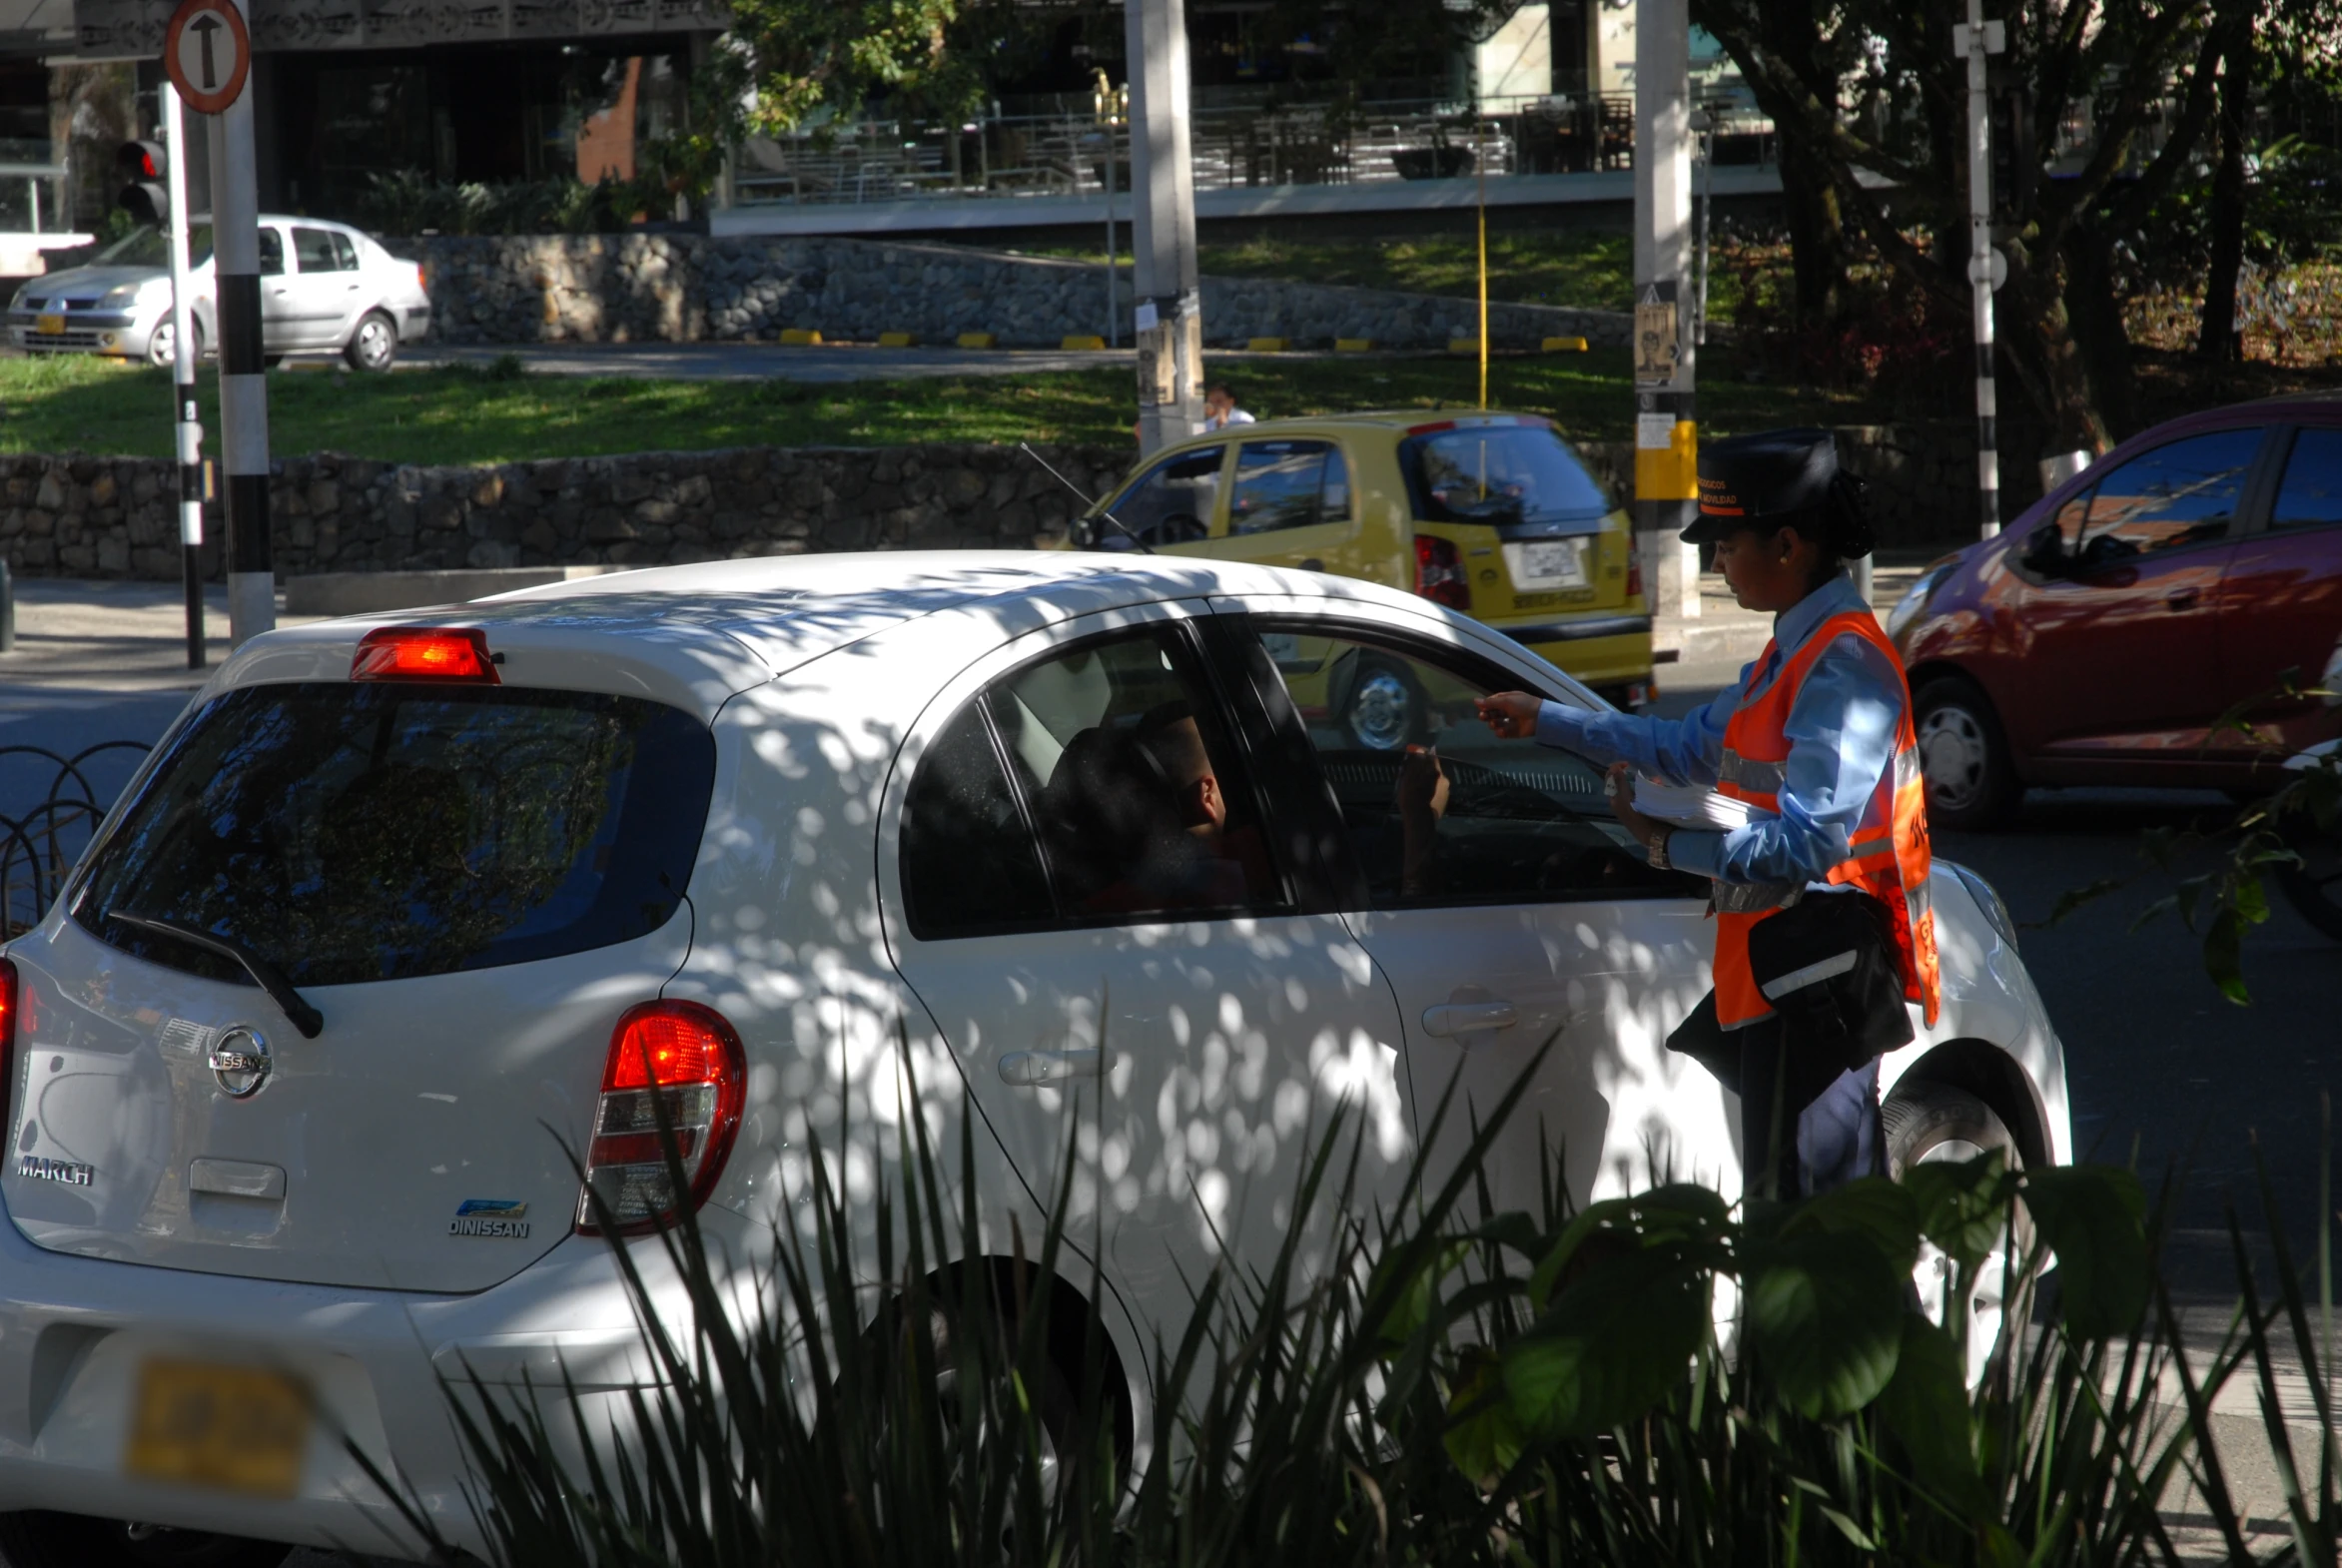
[1707,613,1943,1031]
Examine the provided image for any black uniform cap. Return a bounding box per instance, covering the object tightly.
[1683,426,1874,556]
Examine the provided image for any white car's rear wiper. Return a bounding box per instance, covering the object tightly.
[108,911,325,1039]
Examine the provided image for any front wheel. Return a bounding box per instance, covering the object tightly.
[0,1514,291,1568]
[146,318,203,370]
[1885,1081,2034,1387]
[1915,675,2020,830]
[344,310,397,374]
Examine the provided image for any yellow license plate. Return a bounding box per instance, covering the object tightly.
[34,314,63,334]
[122,1359,310,1498]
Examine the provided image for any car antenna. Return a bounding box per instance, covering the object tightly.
[1019,441,1153,554]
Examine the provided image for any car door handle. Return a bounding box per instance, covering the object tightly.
[1420,1001,1519,1038]
[2166,587,2200,609]
[998,1049,1099,1087]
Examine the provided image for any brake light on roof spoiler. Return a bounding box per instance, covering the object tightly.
[1404,413,1550,436]
[351,626,499,684]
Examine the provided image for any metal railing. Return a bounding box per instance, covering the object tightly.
[724,96,1782,208]
[0,742,150,940]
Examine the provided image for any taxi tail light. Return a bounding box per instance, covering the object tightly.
[1626,536,1645,602]
[1414,534,1471,610]
[576,1001,746,1235]
[351,627,498,684]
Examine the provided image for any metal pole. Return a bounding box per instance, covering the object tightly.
[206,0,273,646]
[1104,127,1118,349]
[1691,109,1715,347]
[163,82,205,669]
[1633,0,1698,619]
[1127,0,1203,454]
[1476,113,1488,407]
[1959,0,2004,540]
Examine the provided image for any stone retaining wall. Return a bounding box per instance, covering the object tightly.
[401,233,1631,352]
[0,422,2028,583]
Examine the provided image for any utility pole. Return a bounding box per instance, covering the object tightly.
[1633,0,1698,620]
[162,82,205,668]
[1955,0,2006,539]
[1126,0,1203,453]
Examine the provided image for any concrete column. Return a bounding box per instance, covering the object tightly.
[1632,0,1698,621]
[207,0,272,646]
[1125,0,1203,454]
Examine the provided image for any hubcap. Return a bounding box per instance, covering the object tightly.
[1919,705,1989,812]
[1347,670,1413,751]
[149,325,174,367]
[359,321,390,366]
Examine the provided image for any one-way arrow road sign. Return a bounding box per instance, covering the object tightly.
[165,0,250,116]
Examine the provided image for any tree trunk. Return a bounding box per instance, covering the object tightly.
[2196,28,2251,362]
[1775,130,1847,329]
[1996,250,2114,457]
[2062,226,2137,440]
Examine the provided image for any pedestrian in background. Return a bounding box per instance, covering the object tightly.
[1203,385,1254,429]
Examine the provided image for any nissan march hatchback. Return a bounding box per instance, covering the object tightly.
[0,554,2064,1567]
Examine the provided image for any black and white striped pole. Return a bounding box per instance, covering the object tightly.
[1956,0,2006,540]
[161,81,205,668]
[167,0,269,644]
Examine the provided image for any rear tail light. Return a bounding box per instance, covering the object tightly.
[1414,534,1471,610]
[576,1000,747,1235]
[352,626,498,683]
[0,960,16,1138]
[1626,536,1645,604]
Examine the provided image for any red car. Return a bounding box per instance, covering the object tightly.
[1888,394,2342,836]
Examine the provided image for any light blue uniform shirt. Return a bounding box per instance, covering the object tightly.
[1533,572,1907,886]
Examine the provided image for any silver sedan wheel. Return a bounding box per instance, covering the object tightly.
[1919,703,1992,814]
[346,313,396,373]
[145,321,177,369]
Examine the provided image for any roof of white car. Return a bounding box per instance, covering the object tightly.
[218,551,1436,720]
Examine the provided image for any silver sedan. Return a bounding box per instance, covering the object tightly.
[5,215,432,372]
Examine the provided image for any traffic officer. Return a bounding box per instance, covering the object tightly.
[1476,428,1940,1200]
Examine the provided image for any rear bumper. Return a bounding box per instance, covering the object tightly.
[1486,616,1655,688]
[0,1204,720,1557]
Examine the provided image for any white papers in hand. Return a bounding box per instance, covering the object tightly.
[1630,778,1755,831]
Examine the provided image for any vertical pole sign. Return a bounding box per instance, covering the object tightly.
[1634,0,1698,624]
[166,0,273,646]
[161,82,204,668]
[1126,0,1203,455]
[1955,1,2006,539]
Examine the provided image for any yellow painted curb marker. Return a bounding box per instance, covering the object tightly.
[1245,336,1289,353]
[956,332,999,350]
[778,328,822,347]
[1541,336,1590,354]
[1061,334,1107,351]
[877,331,915,348]
[1334,338,1375,353]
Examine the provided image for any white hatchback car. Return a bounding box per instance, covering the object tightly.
[0,554,2069,1566]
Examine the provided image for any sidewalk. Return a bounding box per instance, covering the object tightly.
[1654,555,1934,685]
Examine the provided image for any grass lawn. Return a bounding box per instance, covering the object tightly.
[0,344,1868,467]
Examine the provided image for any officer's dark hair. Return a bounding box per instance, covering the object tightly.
[1754,472,1875,591]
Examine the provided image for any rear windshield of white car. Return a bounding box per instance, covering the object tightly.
[71,684,714,987]
[1399,424,1613,533]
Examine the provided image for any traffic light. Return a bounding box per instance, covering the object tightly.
[116,140,168,224]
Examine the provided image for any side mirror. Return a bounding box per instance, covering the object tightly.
[2020,526,2071,576]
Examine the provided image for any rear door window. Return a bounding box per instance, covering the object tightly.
[1229,438,1350,534]
[72,684,715,987]
[293,227,350,273]
[2272,428,2342,530]
[1399,424,1611,531]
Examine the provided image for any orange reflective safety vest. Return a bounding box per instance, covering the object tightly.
[1710,611,1942,1032]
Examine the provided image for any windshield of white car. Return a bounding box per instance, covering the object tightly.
[88,224,216,271]
[72,682,715,987]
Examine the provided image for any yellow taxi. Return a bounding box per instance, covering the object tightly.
[1068,411,1655,708]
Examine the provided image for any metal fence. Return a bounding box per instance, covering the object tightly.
[724,97,1781,208]
[0,742,150,939]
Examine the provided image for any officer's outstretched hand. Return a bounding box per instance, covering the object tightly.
[1476,691,1542,739]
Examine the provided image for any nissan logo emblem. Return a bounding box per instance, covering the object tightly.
[208,1027,271,1099]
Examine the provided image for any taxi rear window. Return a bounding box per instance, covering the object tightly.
[1400,424,1613,531]
[71,683,714,988]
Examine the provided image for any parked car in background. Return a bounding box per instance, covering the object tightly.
[1889,395,2342,839]
[1066,412,1658,716]
[5,217,431,372]
[0,554,2061,1567]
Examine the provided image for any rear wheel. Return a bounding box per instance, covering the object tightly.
[1915,675,2020,830]
[345,310,397,374]
[0,1514,291,1568]
[1338,654,1427,752]
[1885,1081,2033,1387]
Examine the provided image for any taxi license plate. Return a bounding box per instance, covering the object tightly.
[33,313,63,335]
[122,1359,310,1498]
[1508,539,1588,588]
